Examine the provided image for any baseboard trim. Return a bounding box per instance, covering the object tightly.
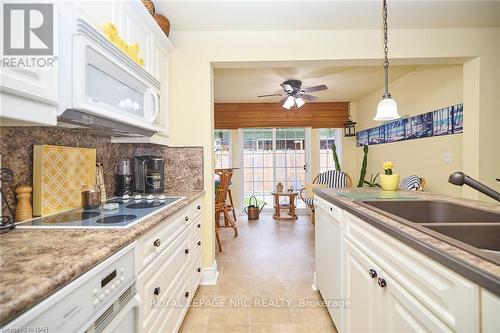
[200,260,219,285]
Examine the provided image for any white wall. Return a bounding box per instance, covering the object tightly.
[168,28,500,268]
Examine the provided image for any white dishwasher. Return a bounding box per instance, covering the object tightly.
[314,196,345,332]
[4,243,138,333]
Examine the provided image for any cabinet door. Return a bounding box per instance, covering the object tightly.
[117,1,151,73]
[481,289,500,333]
[69,1,116,32]
[1,67,58,125]
[151,40,169,134]
[344,239,383,333]
[382,272,454,333]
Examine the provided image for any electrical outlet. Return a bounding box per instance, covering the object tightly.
[444,152,452,164]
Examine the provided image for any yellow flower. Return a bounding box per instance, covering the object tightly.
[383,161,394,170]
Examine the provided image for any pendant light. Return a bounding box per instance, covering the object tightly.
[374,0,400,121]
[283,96,295,109]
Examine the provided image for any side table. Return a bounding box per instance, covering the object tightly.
[271,191,298,221]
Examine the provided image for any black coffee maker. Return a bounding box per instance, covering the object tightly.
[115,159,132,196]
[134,156,165,193]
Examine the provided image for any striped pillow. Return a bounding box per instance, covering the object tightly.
[317,170,347,188]
[399,175,422,191]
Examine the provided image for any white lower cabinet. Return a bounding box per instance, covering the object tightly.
[381,265,455,333]
[481,289,500,333]
[315,196,497,333]
[344,239,382,333]
[136,200,203,333]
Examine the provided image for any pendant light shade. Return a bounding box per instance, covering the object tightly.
[374,96,399,121]
[283,96,295,109]
[374,0,400,121]
[295,97,305,108]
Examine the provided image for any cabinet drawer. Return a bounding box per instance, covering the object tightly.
[345,212,479,332]
[192,227,202,254]
[192,217,202,240]
[315,196,343,222]
[191,198,203,221]
[136,208,190,273]
[152,274,190,333]
[191,249,202,299]
[137,228,190,333]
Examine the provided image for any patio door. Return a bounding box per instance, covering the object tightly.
[241,128,311,210]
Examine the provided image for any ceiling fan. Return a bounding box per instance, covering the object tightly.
[257,79,328,109]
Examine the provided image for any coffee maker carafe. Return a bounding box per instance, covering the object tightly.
[114,159,132,196]
[134,156,165,193]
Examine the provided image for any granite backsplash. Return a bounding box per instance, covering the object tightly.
[0,127,203,216]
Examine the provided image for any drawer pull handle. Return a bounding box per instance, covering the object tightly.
[368,269,377,279]
[185,291,190,298]
[153,239,161,247]
[377,278,387,288]
[197,241,202,246]
[154,287,161,295]
[185,216,189,222]
[197,223,201,229]
[197,205,201,210]
[185,248,190,254]
[197,267,201,272]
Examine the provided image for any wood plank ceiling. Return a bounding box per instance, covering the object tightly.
[214,102,349,129]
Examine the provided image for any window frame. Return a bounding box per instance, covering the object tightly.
[239,127,311,211]
[318,128,343,173]
[214,129,232,169]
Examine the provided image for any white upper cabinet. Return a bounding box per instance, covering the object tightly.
[1,0,173,143]
[115,1,151,71]
[152,39,170,136]
[0,3,59,126]
[66,1,117,30]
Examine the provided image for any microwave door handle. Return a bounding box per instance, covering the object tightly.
[148,88,160,124]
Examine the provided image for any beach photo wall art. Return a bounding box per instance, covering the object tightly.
[356,103,463,147]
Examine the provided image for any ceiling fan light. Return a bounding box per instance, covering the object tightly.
[283,96,295,109]
[295,97,305,108]
[374,97,400,121]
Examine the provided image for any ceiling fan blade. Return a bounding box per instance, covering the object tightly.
[257,93,282,98]
[299,94,319,102]
[280,83,294,94]
[301,84,327,93]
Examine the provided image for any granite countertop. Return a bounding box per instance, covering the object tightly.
[0,191,204,326]
[313,188,500,296]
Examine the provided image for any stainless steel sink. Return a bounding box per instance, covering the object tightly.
[356,200,500,264]
[423,224,500,253]
[358,200,500,223]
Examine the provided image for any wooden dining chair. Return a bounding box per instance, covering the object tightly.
[214,170,238,252]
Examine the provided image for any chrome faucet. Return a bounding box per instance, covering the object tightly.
[448,172,500,202]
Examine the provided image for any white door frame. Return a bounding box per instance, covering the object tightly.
[239,127,312,213]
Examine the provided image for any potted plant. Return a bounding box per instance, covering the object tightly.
[379,161,400,191]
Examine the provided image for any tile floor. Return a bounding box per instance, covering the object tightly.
[179,213,337,333]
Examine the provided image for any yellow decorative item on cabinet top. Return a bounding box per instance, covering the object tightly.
[103,23,145,66]
[33,145,96,216]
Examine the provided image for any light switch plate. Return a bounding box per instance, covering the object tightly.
[444,152,452,164]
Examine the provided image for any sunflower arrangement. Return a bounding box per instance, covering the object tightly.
[383,161,394,175]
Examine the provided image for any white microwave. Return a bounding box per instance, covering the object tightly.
[58,17,161,137]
